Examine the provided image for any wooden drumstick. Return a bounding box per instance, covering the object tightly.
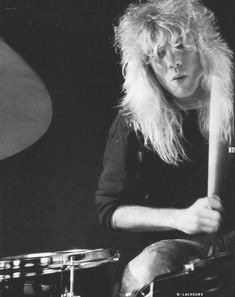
[207,76,230,198]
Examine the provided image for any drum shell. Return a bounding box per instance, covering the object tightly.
[0,260,119,297]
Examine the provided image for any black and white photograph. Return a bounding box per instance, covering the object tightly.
[0,1,234,296]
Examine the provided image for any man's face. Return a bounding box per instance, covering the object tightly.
[150,38,203,99]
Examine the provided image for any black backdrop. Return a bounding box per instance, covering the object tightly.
[0,0,234,257]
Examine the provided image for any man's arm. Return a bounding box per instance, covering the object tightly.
[112,196,223,235]
[96,116,223,234]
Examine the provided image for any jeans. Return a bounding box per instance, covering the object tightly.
[119,231,235,297]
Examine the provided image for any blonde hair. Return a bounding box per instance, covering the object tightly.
[114,0,234,165]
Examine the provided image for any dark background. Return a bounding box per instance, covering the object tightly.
[0,0,234,257]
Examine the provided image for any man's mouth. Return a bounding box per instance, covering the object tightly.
[172,75,187,81]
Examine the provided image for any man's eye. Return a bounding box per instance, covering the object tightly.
[175,42,184,49]
[157,48,166,58]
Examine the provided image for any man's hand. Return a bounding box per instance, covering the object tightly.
[176,196,223,235]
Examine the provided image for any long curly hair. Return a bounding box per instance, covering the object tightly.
[114,0,234,165]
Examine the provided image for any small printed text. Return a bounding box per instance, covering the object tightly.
[176,293,203,296]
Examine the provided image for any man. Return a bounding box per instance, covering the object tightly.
[95,0,235,295]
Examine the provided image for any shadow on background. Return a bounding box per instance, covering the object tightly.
[0,0,143,258]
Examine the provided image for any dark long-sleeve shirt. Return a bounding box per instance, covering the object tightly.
[95,111,235,244]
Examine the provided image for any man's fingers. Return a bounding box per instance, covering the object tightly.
[199,216,221,233]
[200,208,222,222]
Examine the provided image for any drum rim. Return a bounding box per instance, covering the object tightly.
[0,248,109,261]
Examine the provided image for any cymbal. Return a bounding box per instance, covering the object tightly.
[0,39,52,160]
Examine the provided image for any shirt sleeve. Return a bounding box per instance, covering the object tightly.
[95,114,145,230]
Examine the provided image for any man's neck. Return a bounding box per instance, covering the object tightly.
[172,86,209,111]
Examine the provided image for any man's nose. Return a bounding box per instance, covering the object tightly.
[165,49,182,69]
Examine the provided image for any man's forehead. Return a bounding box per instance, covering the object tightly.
[154,28,195,47]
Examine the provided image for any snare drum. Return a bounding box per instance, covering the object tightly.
[0,248,120,297]
[136,252,235,297]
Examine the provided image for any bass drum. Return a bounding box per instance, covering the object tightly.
[0,248,120,297]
